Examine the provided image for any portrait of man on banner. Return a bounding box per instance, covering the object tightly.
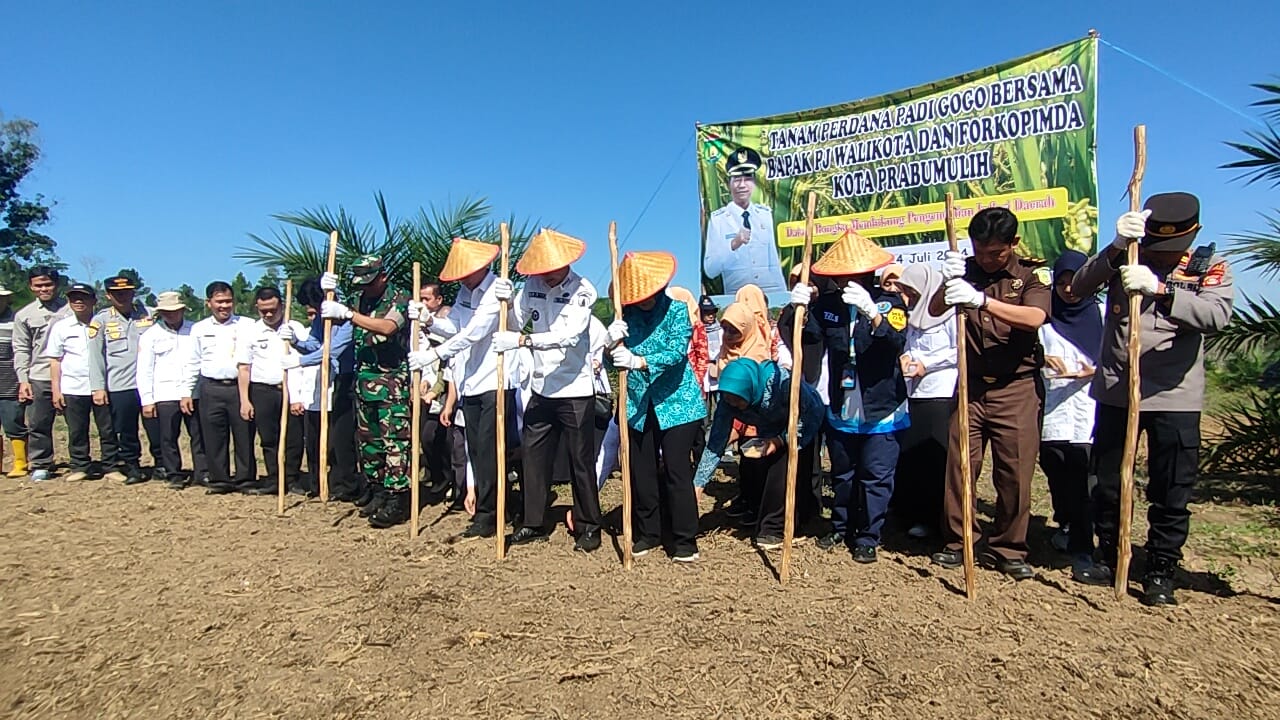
[702,147,787,297]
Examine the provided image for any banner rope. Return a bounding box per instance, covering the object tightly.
[1099,38,1266,129]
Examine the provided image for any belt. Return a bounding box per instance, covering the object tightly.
[250,381,283,389]
[200,376,238,386]
[975,370,1037,385]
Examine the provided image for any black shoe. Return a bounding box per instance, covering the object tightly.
[239,481,276,496]
[1141,558,1178,606]
[979,551,1035,580]
[1071,555,1114,587]
[755,535,784,551]
[632,537,661,557]
[724,501,752,519]
[359,493,386,518]
[369,492,411,529]
[461,521,497,539]
[123,467,147,485]
[194,475,211,488]
[816,532,845,552]
[206,482,236,495]
[149,465,166,481]
[931,548,964,569]
[352,485,376,507]
[852,545,878,564]
[574,530,601,553]
[447,497,467,513]
[331,488,363,503]
[508,526,550,546]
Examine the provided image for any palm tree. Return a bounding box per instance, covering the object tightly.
[235,192,539,302]
[1204,80,1280,472]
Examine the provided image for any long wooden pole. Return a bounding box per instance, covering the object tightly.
[495,224,511,560]
[318,230,338,503]
[780,192,817,585]
[608,221,633,570]
[277,280,293,516]
[1116,125,1147,599]
[410,263,422,538]
[945,192,977,601]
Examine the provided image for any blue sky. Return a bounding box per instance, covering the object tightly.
[3,0,1278,303]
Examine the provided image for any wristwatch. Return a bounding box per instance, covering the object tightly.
[520,334,532,348]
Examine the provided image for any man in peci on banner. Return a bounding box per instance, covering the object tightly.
[703,147,787,297]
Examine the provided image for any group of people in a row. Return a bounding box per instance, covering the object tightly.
[0,190,1231,606]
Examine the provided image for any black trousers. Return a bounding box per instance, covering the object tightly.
[521,394,602,534]
[107,389,143,468]
[892,397,953,529]
[302,374,360,497]
[739,442,817,539]
[628,412,701,554]
[462,389,517,529]
[1092,404,1199,566]
[419,410,453,494]
[1039,441,1095,556]
[155,400,208,481]
[197,378,256,486]
[63,394,117,472]
[142,413,164,467]
[250,382,303,484]
[449,425,467,500]
[26,380,57,470]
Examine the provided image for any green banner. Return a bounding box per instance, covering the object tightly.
[696,36,1098,297]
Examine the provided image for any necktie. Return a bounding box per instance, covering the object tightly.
[742,210,751,230]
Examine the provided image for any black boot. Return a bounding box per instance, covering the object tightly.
[369,491,410,528]
[1141,556,1178,607]
[359,488,386,518]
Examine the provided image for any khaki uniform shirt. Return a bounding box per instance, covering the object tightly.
[1073,247,1233,412]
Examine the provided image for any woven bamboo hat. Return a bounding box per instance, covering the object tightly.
[515,228,586,276]
[617,251,677,305]
[811,229,895,276]
[439,238,500,282]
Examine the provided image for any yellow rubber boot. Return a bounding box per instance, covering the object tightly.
[6,439,28,478]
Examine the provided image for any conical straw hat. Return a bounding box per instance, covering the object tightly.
[811,228,895,276]
[515,228,586,276]
[617,251,677,306]
[439,238,500,282]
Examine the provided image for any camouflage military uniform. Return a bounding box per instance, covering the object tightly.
[353,286,412,491]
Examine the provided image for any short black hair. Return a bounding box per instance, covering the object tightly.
[205,281,233,299]
[296,277,324,309]
[968,207,1019,245]
[254,286,281,303]
[28,266,60,283]
[421,282,442,297]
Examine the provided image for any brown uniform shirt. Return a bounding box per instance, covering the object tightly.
[959,254,1051,381]
[1072,247,1233,412]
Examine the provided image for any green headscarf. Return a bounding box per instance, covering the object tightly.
[718,358,774,406]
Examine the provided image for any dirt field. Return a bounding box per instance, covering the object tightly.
[3,447,1280,719]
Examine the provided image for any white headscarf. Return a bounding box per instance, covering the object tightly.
[897,263,952,331]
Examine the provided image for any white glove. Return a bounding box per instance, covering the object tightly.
[491,278,514,301]
[841,282,877,318]
[943,278,986,309]
[605,320,629,345]
[407,300,427,321]
[610,345,644,370]
[789,284,813,307]
[1120,264,1160,296]
[1112,209,1152,250]
[280,353,301,371]
[491,331,521,353]
[277,324,296,343]
[320,272,339,292]
[320,300,353,320]
[408,348,440,372]
[941,250,967,280]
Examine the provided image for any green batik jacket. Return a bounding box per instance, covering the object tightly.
[617,295,707,432]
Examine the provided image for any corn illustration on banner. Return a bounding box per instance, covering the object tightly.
[696,36,1098,297]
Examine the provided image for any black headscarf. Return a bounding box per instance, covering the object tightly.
[1050,250,1102,364]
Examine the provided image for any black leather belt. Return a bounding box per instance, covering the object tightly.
[200,377,237,386]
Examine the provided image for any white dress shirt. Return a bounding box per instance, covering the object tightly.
[287,362,330,412]
[184,315,248,393]
[513,270,596,399]
[903,321,958,400]
[435,273,517,398]
[43,315,94,396]
[588,316,611,396]
[1040,320,1099,445]
[237,318,308,385]
[136,319,196,405]
[703,200,787,295]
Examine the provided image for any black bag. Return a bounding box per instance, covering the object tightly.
[594,393,614,421]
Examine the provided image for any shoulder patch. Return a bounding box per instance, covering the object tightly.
[752,202,772,212]
[87,322,100,339]
[875,301,892,315]
[137,318,154,327]
[886,307,907,331]
[1033,267,1052,287]
[1201,262,1227,287]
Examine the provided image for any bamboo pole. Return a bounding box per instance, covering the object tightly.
[780,192,817,585]
[945,193,977,601]
[318,230,338,503]
[277,280,293,516]
[495,224,511,561]
[410,263,422,538]
[608,221,633,570]
[1116,124,1147,600]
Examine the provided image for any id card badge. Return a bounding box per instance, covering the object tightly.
[841,367,857,390]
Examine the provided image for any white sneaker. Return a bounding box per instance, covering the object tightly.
[30,469,51,482]
[673,551,700,563]
[65,471,88,482]
[104,471,127,482]
[907,523,930,539]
